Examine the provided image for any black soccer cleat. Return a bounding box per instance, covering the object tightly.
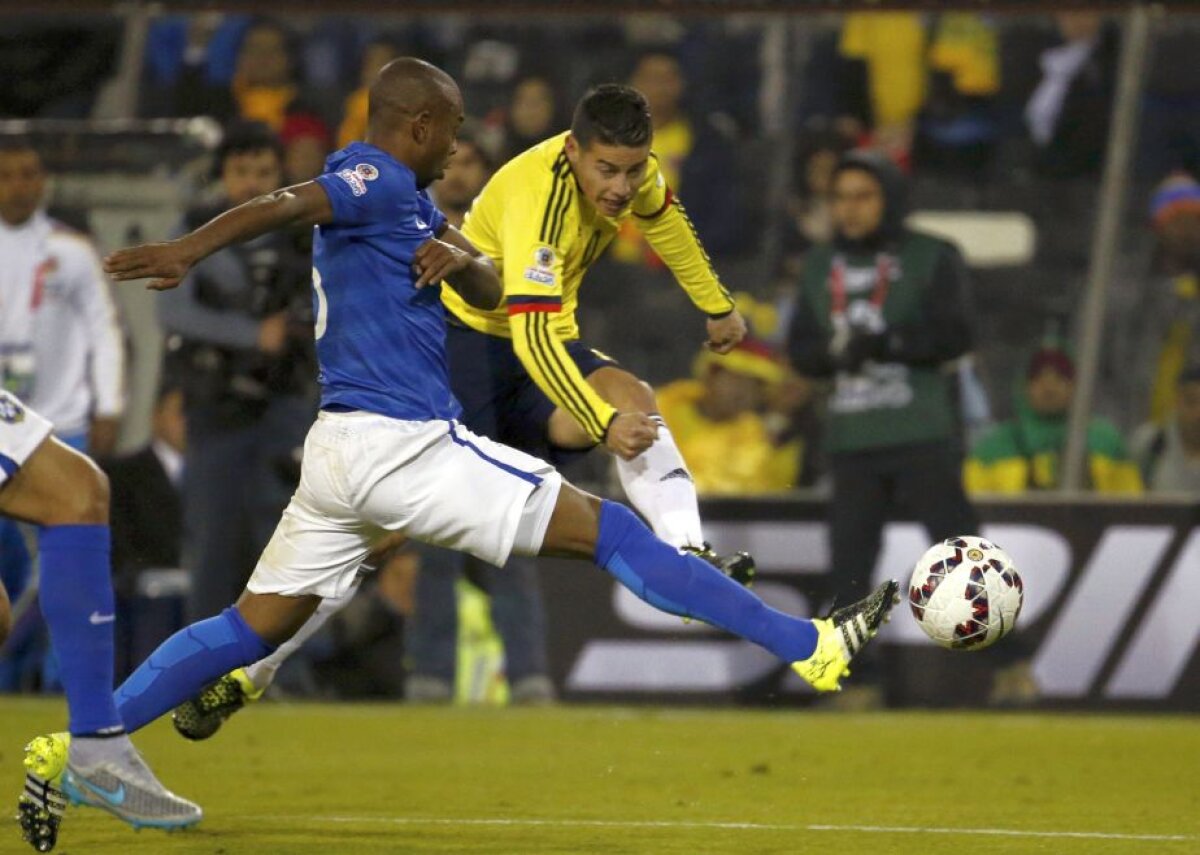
[684,543,756,587]
[17,770,65,852]
[172,670,260,741]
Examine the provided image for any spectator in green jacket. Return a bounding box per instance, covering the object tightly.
[966,346,1143,494]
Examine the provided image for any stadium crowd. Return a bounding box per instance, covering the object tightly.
[2,9,1199,705]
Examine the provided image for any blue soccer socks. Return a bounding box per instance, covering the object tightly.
[114,607,274,733]
[37,524,123,736]
[594,501,817,662]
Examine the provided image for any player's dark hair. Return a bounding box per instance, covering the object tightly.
[571,84,652,149]
[213,121,284,176]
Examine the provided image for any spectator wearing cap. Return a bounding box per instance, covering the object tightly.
[281,112,333,185]
[656,336,818,495]
[1132,366,1200,495]
[1146,171,1200,423]
[966,345,1143,493]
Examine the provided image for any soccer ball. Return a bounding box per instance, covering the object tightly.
[908,536,1024,650]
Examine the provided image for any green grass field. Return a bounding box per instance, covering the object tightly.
[1,698,1197,854]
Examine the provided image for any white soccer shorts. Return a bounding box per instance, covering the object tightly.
[247,411,563,599]
[0,391,54,489]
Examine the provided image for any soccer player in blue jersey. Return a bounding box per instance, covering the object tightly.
[22,58,896,829]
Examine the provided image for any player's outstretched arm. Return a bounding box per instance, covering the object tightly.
[414,225,501,310]
[104,182,334,291]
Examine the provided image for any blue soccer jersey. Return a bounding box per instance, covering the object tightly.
[312,143,459,421]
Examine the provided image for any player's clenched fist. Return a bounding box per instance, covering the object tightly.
[104,240,197,291]
[604,411,659,461]
[704,308,747,354]
[413,238,472,288]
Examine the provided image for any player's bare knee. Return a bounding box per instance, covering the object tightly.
[539,483,601,559]
[235,591,321,646]
[0,600,10,647]
[66,458,110,524]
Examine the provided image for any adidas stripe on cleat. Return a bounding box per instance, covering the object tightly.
[17,734,69,853]
[791,579,900,692]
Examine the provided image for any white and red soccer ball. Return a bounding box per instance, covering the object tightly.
[908,536,1024,651]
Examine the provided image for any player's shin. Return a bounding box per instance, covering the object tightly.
[614,419,704,549]
[114,606,274,733]
[37,525,123,736]
[593,500,816,661]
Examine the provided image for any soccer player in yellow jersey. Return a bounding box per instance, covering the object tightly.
[441,83,751,572]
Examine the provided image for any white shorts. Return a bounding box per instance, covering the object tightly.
[0,391,54,488]
[247,411,563,599]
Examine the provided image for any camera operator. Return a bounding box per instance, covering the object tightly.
[158,121,316,621]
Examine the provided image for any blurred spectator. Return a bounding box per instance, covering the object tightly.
[611,48,740,264]
[656,336,816,494]
[1132,366,1200,495]
[0,137,124,457]
[104,383,187,680]
[965,346,1143,493]
[157,122,316,621]
[144,16,326,135]
[429,129,495,229]
[1024,12,1117,179]
[1147,171,1200,423]
[281,113,333,185]
[784,128,851,262]
[140,14,250,118]
[834,13,926,168]
[336,36,403,149]
[916,13,1002,175]
[787,150,980,703]
[496,75,563,163]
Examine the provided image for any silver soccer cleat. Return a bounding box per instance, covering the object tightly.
[62,746,202,831]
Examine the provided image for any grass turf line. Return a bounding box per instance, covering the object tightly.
[1,699,1196,854]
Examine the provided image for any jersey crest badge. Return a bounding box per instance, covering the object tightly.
[0,394,26,424]
[337,168,368,197]
[354,163,380,182]
[523,246,557,286]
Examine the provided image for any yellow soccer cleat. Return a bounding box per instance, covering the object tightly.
[792,580,900,693]
[17,732,70,852]
[172,667,264,741]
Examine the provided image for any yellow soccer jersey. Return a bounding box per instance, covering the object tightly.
[443,130,735,443]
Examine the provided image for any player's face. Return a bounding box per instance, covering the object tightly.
[221,149,283,206]
[0,149,46,227]
[1027,369,1075,418]
[567,137,651,219]
[831,169,885,241]
[1177,382,1200,446]
[415,87,464,189]
[435,142,489,210]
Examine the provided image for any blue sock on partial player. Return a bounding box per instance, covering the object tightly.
[38,525,124,736]
[114,607,274,733]
[594,500,818,662]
